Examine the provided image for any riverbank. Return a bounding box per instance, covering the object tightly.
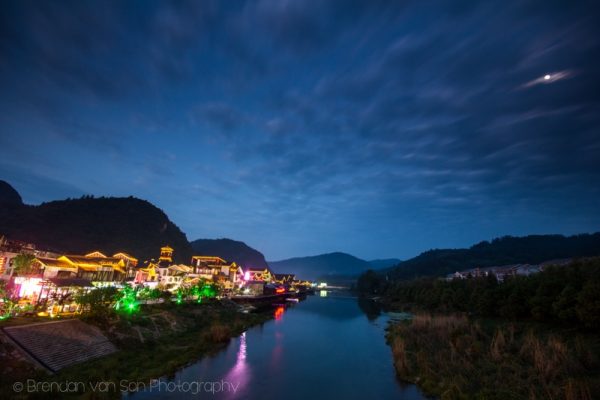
[386,313,599,399]
[1,300,272,399]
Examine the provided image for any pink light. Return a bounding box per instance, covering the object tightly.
[14,277,42,298]
[244,271,250,281]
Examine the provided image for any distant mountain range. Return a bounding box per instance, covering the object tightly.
[268,252,375,280]
[6,181,596,283]
[368,258,401,269]
[381,233,600,281]
[190,238,268,269]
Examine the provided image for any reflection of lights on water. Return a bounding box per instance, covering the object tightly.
[224,332,248,395]
[238,332,247,362]
[320,290,327,297]
[274,306,284,320]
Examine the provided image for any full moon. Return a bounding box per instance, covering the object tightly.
[544,74,551,80]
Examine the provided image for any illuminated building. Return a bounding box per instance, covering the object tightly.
[135,247,191,291]
[11,252,128,307]
[113,252,138,266]
[0,235,59,281]
[244,267,274,282]
[58,255,126,284]
[191,256,243,285]
[274,274,296,285]
[158,245,174,265]
[134,263,158,285]
[84,251,107,258]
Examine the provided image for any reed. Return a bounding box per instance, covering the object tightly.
[387,313,598,399]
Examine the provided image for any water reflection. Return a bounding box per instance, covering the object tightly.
[223,332,248,398]
[128,294,426,400]
[357,297,382,321]
[274,306,285,320]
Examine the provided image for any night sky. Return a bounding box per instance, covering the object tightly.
[1,1,599,261]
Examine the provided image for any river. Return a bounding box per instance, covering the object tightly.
[127,291,427,400]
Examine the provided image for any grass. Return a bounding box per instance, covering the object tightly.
[387,313,599,400]
[1,301,272,399]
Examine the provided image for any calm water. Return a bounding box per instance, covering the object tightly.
[127,292,426,400]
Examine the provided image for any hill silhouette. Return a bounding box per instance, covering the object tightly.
[384,233,600,280]
[190,238,268,268]
[0,182,191,263]
[269,252,372,280]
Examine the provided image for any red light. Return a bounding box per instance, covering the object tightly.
[275,287,285,294]
[274,306,284,320]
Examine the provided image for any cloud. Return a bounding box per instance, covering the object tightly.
[192,102,249,133]
[1,0,599,259]
[522,70,575,88]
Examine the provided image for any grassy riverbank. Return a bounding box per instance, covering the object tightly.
[1,300,272,399]
[387,314,599,400]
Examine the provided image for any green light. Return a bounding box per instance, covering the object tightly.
[115,284,139,314]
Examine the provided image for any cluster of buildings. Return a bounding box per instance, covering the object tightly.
[0,235,309,317]
[445,259,572,282]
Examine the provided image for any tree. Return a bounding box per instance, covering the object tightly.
[12,253,35,275]
[76,287,118,319]
[552,285,578,322]
[357,270,383,295]
[576,282,600,329]
[0,280,16,320]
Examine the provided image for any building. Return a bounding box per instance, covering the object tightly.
[244,267,274,283]
[274,273,296,285]
[59,254,127,285]
[190,256,244,287]
[113,252,139,279]
[0,235,59,281]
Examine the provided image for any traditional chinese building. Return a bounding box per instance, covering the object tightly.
[190,256,243,286]
[274,273,296,285]
[244,267,274,283]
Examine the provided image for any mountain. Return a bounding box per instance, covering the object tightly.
[0,180,23,206]
[269,252,372,280]
[369,258,401,269]
[0,182,192,263]
[190,238,268,269]
[385,233,600,281]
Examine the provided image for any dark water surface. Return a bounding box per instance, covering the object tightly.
[127,292,426,400]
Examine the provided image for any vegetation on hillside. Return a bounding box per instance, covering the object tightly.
[371,258,600,399]
[0,180,23,205]
[0,187,192,263]
[190,238,268,268]
[362,258,600,329]
[381,233,600,280]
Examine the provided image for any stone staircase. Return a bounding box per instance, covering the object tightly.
[2,319,117,372]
